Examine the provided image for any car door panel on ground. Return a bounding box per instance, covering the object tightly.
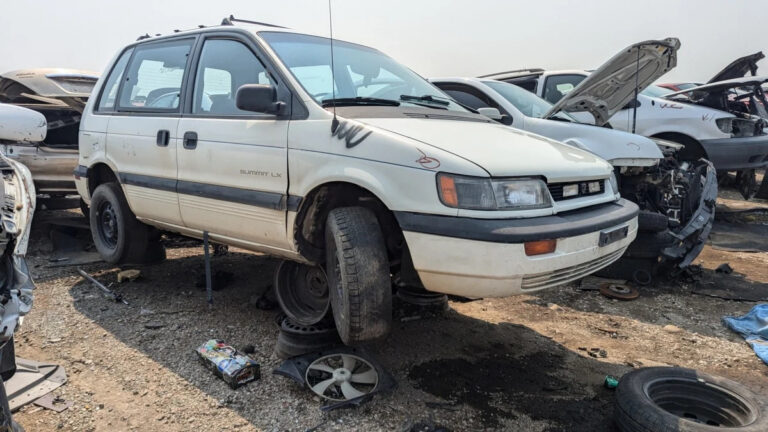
[107,38,194,226]
[176,37,290,250]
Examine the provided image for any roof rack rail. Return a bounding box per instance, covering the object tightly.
[221,14,287,29]
[136,33,151,41]
[478,68,545,78]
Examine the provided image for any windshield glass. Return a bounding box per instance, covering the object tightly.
[483,80,576,121]
[642,85,673,98]
[260,32,465,111]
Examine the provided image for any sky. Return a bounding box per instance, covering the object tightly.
[0,0,765,83]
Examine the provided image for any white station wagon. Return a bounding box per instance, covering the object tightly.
[74,19,638,344]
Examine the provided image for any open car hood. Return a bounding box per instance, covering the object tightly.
[545,38,680,126]
[665,76,768,97]
[708,52,764,84]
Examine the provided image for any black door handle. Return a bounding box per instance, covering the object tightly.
[156,130,170,147]
[183,131,198,149]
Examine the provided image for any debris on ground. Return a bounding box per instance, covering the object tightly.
[599,283,639,301]
[716,263,734,274]
[77,268,128,305]
[273,348,396,412]
[403,420,452,432]
[662,325,683,334]
[723,305,768,365]
[196,340,260,389]
[579,276,626,291]
[116,269,141,283]
[6,359,67,411]
[603,375,618,389]
[250,286,277,311]
[691,268,768,301]
[33,394,72,413]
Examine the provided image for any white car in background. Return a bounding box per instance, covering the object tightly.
[431,40,716,279]
[481,40,768,197]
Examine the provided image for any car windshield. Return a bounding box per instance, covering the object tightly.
[482,80,576,121]
[642,85,673,98]
[260,32,465,111]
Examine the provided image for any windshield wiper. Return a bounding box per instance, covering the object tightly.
[321,97,400,108]
[400,94,451,106]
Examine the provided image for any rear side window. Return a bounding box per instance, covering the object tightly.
[97,48,133,112]
[118,39,193,111]
[543,74,586,104]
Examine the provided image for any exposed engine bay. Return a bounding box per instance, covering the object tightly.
[607,145,717,279]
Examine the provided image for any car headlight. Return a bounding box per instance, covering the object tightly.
[715,117,733,135]
[437,173,552,210]
[609,172,619,195]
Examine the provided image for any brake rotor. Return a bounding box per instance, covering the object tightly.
[305,353,379,401]
[599,283,640,301]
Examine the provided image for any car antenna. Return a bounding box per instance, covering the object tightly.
[631,47,640,134]
[328,0,339,133]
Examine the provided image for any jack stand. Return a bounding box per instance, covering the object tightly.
[204,231,213,309]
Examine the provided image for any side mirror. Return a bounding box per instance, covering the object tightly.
[500,114,514,126]
[477,107,503,121]
[235,84,283,114]
[623,98,641,110]
[0,104,47,143]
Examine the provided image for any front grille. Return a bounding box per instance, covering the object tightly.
[548,180,605,201]
[520,247,626,291]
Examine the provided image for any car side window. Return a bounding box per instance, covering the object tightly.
[96,48,133,112]
[117,39,193,111]
[192,39,273,115]
[543,74,586,104]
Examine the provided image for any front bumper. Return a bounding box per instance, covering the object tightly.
[395,199,639,298]
[700,135,768,171]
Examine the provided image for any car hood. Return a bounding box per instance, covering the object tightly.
[0,153,36,342]
[353,114,613,182]
[545,38,680,126]
[708,51,764,83]
[523,117,663,167]
[0,68,98,113]
[665,76,768,97]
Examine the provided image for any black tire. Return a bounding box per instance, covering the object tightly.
[615,367,768,432]
[637,210,668,232]
[274,315,341,359]
[325,207,392,345]
[89,182,158,265]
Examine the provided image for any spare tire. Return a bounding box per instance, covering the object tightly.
[615,367,768,432]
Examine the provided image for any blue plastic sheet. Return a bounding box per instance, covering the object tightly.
[723,304,768,365]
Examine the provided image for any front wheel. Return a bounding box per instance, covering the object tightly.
[325,207,392,345]
[89,182,162,264]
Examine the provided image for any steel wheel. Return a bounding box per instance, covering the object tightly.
[97,201,119,248]
[305,353,379,401]
[275,261,330,326]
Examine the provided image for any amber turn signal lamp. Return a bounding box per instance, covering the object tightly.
[439,175,458,207]
[524,239,557,256]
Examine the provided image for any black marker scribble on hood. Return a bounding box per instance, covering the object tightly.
[332,120,373,148]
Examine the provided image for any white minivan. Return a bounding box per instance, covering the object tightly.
[75,20,638,345]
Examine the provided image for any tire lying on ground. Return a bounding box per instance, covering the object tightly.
[325,206,392,346]
[615,367,768,432]
[274,315,341,359]
[90,182,165,265]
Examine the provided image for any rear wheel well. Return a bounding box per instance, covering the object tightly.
[87,163,119,197]
[651,132,708,161]
[294,182,411,276]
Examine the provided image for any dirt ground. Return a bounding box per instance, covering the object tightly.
[10,191,768,432]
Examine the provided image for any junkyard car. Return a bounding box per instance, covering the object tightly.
[432,72,716,277]
[0,69,98,197]
[0,103,39,431]
[482,41,768,192]
[75,21,638,345]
